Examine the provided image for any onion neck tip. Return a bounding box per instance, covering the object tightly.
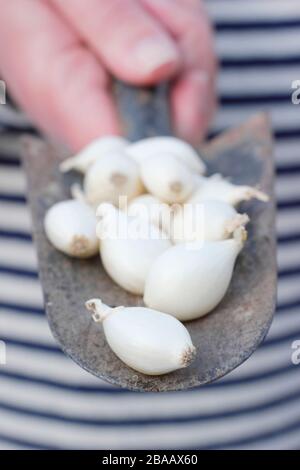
[85,298,112,322]
[59,157,75,173]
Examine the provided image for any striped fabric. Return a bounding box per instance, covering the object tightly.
[1,0,300,450]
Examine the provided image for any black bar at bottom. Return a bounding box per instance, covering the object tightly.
[0,450,296,465]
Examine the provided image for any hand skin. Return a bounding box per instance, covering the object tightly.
[0,0,217,150]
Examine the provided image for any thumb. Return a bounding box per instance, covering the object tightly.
[0,0,121,151]
[51,0,181,85]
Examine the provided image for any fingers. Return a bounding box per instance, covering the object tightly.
[0,0,120,150]
[50,0,181,85]
[142,0,217,143]
[142,0,216,73]
[171,71,214,145]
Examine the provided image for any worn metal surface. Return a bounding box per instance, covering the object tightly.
[22,98,276,391]
[114,82,172,140]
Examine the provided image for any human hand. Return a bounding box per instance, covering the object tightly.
[0,0,216,150]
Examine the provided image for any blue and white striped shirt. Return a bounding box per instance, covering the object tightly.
[0,0,300,450]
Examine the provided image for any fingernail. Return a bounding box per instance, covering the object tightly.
[133,36,179,74]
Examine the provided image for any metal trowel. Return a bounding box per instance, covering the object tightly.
[21,83,277,392]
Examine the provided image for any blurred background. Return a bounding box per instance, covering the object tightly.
[0,0,300,450]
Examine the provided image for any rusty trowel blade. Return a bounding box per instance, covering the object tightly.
[21,112,276,392]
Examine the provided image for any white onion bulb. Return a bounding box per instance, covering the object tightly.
[127,194,172,235]
[171,200,249,243]
[60,136,129,174]
[84,150,143,207]
[96,203,171,295]
[86,299,196,375]
[44,200,98,258]
[144,228,247,321]
[126,136,206,174]
[190,174,269,207]
[140,153,195,204]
